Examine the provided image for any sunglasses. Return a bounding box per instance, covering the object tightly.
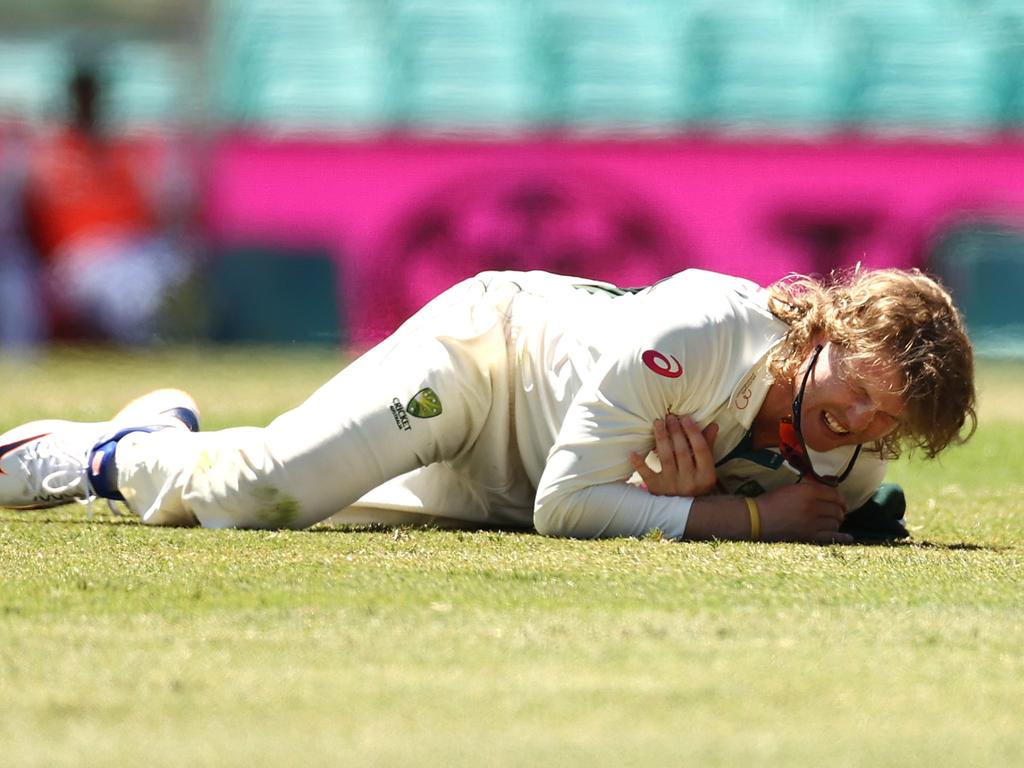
[778,344,862,487]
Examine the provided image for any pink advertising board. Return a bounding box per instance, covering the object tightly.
[205,137,1024,346]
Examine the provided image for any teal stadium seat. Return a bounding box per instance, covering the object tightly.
[834,0,996,133]
[212,0,393,132]
[104,41,194,130]
[207,247,343,345]
[540,0,691,132]
[0,38,68,122]
[930,222,1024,357]
[3,0,1024,136]
[0,37,193,132]
[390,0,543,132]
[974,0,1024,127]
[687,1,841,133]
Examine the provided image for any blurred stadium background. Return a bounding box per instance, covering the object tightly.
[1,0,1023,353]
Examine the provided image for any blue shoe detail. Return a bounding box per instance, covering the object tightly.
[88,438,124,501]
[86,426,166,501]
[163,406,200,433]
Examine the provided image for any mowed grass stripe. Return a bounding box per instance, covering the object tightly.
[1,525,1022,612]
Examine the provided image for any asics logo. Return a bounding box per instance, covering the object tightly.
[0,433,50,475]
[641,350,683,378]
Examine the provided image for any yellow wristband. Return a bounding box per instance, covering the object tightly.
[745,497,761,542]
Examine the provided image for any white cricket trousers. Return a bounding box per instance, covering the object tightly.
[113,274,535,529]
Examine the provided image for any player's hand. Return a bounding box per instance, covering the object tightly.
[756,480,853,544]
[630,415,719,497]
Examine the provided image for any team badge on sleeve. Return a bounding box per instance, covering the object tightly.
[641,349,683,378]
[407,388,443,418]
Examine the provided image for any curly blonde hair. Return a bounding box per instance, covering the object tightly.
[766,268,976,458]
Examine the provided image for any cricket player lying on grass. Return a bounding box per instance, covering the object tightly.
[0,268,976,544]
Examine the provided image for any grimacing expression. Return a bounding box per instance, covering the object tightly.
[797,342,905,453]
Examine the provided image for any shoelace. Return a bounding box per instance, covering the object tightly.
[21,440,124,517]
[21,439,86,501]
[40,465,87,498]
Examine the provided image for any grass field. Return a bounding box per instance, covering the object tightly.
[1,347,1022,767]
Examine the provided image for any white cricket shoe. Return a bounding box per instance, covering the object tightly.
[0,388,200,510]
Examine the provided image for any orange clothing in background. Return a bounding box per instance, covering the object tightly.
[24,129,153,261]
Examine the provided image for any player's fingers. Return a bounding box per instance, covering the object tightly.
[682,416,713,474]
[814,500,848,525]
[667,415,695,472]
[653,418,677,472]
[702,422,719,453]
[702,423,721,491]
[801,479,849,515]
[629,452,655,484]
[815,512,843,530]
[808,490,847,521]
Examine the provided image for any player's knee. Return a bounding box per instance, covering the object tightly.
[181,432,304,528]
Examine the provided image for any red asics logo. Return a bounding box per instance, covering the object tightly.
[642,350,683,378]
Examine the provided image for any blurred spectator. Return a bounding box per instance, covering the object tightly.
[0,119,45,352]
[20,63,192,344]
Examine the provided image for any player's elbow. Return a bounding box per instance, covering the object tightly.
[535,511,583,539]
[533,497,564,537]
[533,492,599,539]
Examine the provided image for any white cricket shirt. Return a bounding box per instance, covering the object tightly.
[496,269,885,539]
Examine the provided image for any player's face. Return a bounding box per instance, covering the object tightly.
[796,342,905,452]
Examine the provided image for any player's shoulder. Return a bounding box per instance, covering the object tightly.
[636,269,776,336]
[476,269,622,297]
[648,269,764,303]
[619,269,786,385]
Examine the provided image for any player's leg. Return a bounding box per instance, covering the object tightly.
[0,275,513,528]
[113,276,511,528]
[0,333,491,528]
[117,325,497,528]
[329,463,492,529]
[332,313,535,532]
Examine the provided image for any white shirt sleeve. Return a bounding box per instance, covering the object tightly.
[533,314,728,540]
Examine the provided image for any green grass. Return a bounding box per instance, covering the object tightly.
[1,347,1022,767]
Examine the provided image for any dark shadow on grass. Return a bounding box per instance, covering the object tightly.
[2,516,1012,552]
[307,522,536,536]
[876,539,1011,552]
[814,535,1009,552]
[309,525,1015,552]
[0,515,139,527]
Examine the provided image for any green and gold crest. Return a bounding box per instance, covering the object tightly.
[406,387,443,418]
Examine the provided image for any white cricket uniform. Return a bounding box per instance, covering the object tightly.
[114,269,885,537]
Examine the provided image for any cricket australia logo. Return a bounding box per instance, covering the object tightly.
[390,398,412,431]
[406,388,443,419]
